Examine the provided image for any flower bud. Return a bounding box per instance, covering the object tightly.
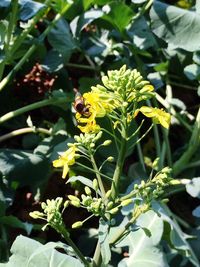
[107,201,114,210]
[72,221,83,229]
[121,199,133,207]
[71,200,81,207]
[105,190,111,198]
[93,179,98,191]
[107,156,114,162]
[103,140,112,146]
[64,200,70,208]
[85,186,92,196]
[109,207,119,214]
[68,195,80,202]
[90,143,95,148]
[29,211,44,219]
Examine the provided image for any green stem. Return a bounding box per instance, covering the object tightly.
[56,224,90,267]
[0,127,51,143]
[162,128,172,167]
[93,241,101,267]
[173,108,200,176]
[75,162,112,181]
[0,2,69,92]
[136,142,146,172]
[66,63,97,71]
[0,45,36,92]
[110,138,127,199]
[8,0,51,58]
[0,97,66,124]
[4,0,18,52]
[90,155,106,200]
[0,0,18,81]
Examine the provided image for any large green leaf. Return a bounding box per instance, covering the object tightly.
[19,0,45,21]
[48,18,78,59]
[0,149,50,186]
[101,2,134,32]
[150,1,200,52]
[0,235,83,267]
[152,202,200,267]
[117,210,167,267]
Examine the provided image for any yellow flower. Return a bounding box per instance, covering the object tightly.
[53,144,77,178]
[137,106,171,129]
[76,91,114,133]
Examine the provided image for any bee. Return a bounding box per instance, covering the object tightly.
[73,89,91,117]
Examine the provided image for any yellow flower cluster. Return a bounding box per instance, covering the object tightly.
[76,89,115,133]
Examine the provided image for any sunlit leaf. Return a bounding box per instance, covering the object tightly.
[150,1,200,52]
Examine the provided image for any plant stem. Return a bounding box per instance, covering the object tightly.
[90,155,106,200]
[66,63,97,71]
[173,108,200,176]
[110,138,127,198]
[0,127,51,143]
[0,2,69,92]
[162,128,172,167]
[136,142,146,172]
[57,224,90,267]
[93,241,101,267]
[0,97,66,124]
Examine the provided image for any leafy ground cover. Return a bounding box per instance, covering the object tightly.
[0,0,200,266]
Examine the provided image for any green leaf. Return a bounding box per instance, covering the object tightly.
[117,211,167,267]
[0,0,10,8]
[99,219,111,265]
[119,247,169,267]
[184,64,200,80]
[0,216,32,235]
[42,49,65,73]
[102,2,134,32]
[186,177,200,198]
[70,10,103,36]
[127,17,156,50]
[152,202,200,267]
[48,18,78,59]
[0,235,84,267]
[0,149,50,187]
[19,0,45,21]
[150,1,200,52]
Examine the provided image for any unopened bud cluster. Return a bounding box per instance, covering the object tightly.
[68,179,134,228]
[30,197,64,231]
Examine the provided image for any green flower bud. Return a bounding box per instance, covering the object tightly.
[64,200,70,208]
[105,190,111,198]
[109,207,119,215]
[93,131,103,141]
[82,196,92,206]
[41,202,47,209]
[90,143,95,148]
[85,186,92,196]
[71,200,81,207]
[68,195,80,202]
[107,156,114,162]
[93,179,98,191]
[29,211,44,219]
[72,221,83,229]
[121,199,133,207]
[103,140,112,146]
[107,201,114,210]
